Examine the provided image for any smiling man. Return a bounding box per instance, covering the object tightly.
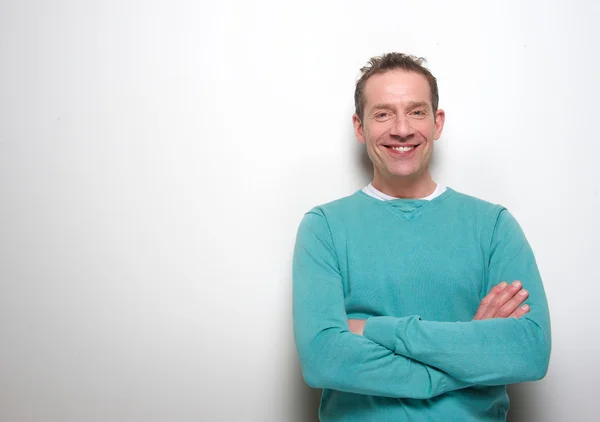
[292,53,551,421]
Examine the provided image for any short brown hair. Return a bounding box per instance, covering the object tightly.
[354,53,439,121]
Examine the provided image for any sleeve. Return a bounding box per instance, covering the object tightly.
[293,210,471,399]
[362,209,551,386]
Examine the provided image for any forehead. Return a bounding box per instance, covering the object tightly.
[363,70,432,109]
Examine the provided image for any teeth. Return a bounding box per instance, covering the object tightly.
[391,146,415,152]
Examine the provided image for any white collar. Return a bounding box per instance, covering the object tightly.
[362,183,447,201]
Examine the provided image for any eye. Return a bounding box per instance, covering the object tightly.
[375,112,390,119]
[412,110,426,116]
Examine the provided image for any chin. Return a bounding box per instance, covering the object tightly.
[388,167,420,179]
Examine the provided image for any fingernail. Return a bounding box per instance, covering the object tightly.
[521,305,529,311]
[498,282,508,289]
[519,290,528,296]
[512,281,522,288]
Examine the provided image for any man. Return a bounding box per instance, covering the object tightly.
[292,53,551,421]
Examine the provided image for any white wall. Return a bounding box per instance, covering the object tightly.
[1,0,598,421]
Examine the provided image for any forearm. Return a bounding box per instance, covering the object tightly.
[363,313,550,385]
[295,322,471,398]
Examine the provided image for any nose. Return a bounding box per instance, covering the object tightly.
[389,115,414,139]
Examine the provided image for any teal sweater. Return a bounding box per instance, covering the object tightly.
[292,188,551,422]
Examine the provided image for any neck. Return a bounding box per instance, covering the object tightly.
[372,172,436,199]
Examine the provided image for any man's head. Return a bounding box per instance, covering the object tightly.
[352,53,445,197]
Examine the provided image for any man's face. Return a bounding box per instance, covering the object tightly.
[353,70,445,188]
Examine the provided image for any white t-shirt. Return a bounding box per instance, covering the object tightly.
[362,183,447,201]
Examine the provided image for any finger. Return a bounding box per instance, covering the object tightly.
[482,280,522,318]
[481,280,522,319]
[473,281,508,320]
[495,289,529,318]
[510,304,530,319]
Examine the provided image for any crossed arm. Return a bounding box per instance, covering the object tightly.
[349,280,548,385]
[293,209,551,398]
[348,279,531,336]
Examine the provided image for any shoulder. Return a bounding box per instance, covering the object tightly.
[446,189,532,246]
[296,190,373,239]
[304,190,368,219]
[442,189,519,242]
[446,188,507,219]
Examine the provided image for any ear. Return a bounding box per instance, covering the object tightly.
[433,108,445,140]
[352,113,366,144]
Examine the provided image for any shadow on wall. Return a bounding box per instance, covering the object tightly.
[356,142,372,181]
[290,362,321,422]
[507,383,540,422]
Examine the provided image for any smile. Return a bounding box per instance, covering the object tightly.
[384,144,420,155]
[390,146,415,152]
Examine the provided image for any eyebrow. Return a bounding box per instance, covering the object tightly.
[371,101,430,111]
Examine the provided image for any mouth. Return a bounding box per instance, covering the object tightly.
[384,144,420,156]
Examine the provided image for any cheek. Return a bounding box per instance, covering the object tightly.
[366,125,388,144]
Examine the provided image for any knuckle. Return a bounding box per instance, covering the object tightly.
[496,282,508,291]
[513,306,529,318]
[491,297,505,308]
[496,308,511,318]
[511,281,523,290]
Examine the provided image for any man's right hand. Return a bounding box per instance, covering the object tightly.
[473,281,529,320]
